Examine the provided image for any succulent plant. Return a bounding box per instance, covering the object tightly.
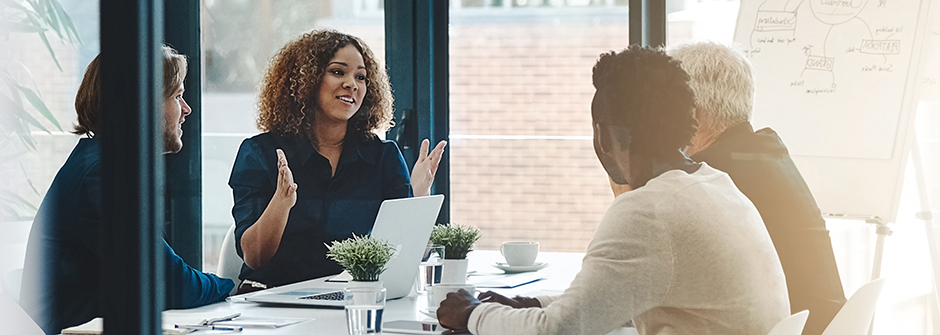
[325,234,396,282]
[429,224,481,260]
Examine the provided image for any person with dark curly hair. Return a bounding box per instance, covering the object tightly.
[436,46,788,335]
[228,30,446,290]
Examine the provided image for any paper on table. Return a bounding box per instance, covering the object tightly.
[212,316,309,328]
[61,318,195,335]
[325,270,353,282]
[468,272,545,288]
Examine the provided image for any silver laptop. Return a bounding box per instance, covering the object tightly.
[243,195,445,307]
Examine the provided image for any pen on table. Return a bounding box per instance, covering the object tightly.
[176,324,244,332]
[202,312,241,325]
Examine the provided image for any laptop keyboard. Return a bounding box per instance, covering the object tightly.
[300,291,345,301]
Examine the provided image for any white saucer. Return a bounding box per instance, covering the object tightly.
[493,262,549,273]
[419,309,437,319]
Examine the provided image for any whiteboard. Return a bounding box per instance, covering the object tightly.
[733,0,932,222]
[916,0,940,101]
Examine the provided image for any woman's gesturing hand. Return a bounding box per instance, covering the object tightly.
[411,139,447,197]
[274,149,298,207]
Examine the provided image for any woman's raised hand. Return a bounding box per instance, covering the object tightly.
[411,139,447,197]
[275,149,298,207]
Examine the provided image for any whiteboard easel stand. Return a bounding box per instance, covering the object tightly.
[910,135,940,334]
[865,216,891,335]
[864,134,940,335]
[866,216,892,282]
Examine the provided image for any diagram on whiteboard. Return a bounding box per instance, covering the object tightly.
[734,0,925,159]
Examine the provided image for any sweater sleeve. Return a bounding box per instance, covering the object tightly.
[164,239,236,309]
[467,195,675,335]
[535,295,560,307]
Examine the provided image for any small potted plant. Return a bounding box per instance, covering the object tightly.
[429,224,481,284]
[326,234,396,288]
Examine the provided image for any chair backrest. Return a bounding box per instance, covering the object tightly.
[0,292,43,335]
[2,268,23,302]
[216,224,242,294]
[767,310,809,335]
[821,278,886,335]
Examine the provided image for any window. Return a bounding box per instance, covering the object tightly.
[447,0,728,253]
[448,0,939,333]
[0,0,99,287]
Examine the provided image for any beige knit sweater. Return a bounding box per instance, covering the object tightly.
[467,164,789,335]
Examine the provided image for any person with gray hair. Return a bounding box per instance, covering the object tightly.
[668,41,846,335]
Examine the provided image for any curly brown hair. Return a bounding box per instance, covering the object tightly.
[256,30,394,140]
[591,45,697,157]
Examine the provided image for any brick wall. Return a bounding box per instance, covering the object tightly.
[449,20,632,252]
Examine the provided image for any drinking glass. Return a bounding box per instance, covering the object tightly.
[344,287,386,335]
[416,244,445,294]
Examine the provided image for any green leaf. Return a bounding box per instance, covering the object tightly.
[0,91,50,133]
[2,186,37,210]
[39,0,63,40]
[20,161,40,196]
[0,149,26,162]
[36,31,62,71]
[16,119,38,151]
[15,82,62,131]
[3,20,48,33]
[0,202,26,221]
[49,0,81,44]
[2,0,34,13]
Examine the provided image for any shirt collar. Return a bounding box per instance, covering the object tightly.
[715,121,754,143]
[282,132,377,167]
[690,121,753,161]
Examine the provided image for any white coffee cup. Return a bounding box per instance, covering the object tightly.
[429,283,476,311]
[500,241,539,266]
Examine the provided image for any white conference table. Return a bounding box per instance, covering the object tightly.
[161,250,637,335]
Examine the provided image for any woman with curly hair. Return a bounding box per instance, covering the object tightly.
[228,30,445,290]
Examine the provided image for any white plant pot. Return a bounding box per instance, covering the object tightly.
[440,259,469,284]
[344,281,386,306]
[346,280,384,289]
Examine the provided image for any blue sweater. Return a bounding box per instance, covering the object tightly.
[20,137,234,335]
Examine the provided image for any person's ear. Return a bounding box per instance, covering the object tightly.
[593,123,614,155]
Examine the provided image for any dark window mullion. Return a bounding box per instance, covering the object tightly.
[99,0,165,334]
[386,0,450,224]
[163,0,203,271]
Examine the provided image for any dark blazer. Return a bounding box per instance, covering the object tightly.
[692,122,847,335]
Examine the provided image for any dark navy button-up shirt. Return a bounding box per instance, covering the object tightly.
[229,132,412,287]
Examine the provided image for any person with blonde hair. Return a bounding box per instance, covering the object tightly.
[20,46,234,335]
[229,30,445,291]
[668,41,846,335]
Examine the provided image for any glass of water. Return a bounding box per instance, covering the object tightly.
[344,287,386,335]
[417,244,445,294]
